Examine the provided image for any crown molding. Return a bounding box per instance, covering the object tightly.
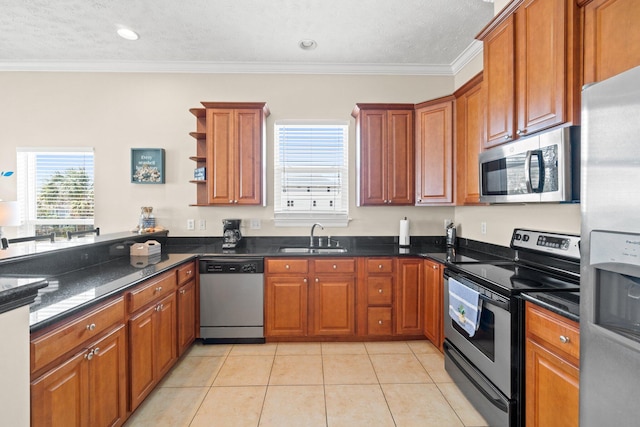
[0,41,482,76]
[450,40,484,75]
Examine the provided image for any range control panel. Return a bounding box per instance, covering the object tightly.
[511,229,580,260]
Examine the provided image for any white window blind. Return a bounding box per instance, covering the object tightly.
[16,147,95,237]
[274,121,349,227]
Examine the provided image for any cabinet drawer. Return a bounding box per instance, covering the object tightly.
[366,258,393,274]
[314,258,355,274]
[526,302,580,362]
[367,276,393,305]
[177,261,196,285]
[368,307,393,335]
[31,297,125,374]
[266,259,309,274]
[127,270,177,314]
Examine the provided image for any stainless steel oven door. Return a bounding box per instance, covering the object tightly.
[444,273,512,396]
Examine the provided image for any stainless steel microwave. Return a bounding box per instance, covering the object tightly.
[479,126,580,203]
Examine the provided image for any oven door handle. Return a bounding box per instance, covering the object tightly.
[444,341,509,413]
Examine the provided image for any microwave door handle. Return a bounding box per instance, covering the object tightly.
[533,150,545,193]
[524,150,533,192]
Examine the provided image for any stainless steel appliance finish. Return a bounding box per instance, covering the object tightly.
[199,257,265,343]
[479,126,580,203]
[443,229,581,427]
[580,65,640,426]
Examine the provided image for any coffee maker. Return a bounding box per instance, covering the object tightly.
[222,219,242,249]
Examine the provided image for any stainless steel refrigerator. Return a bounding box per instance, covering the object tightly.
[581,65,640,425]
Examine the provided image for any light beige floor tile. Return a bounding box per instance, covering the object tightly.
[407,340,440,354]
[259,385,326,427]
[321,341,367,355]
[325,384,395,427]
[276,342,322,355]
[269,355,323,385]
[415,352,453,383]
[160,356,224,387]
[190,386,266,427]
[228,343,278,356]
[323,354,378,385]
[438,383,489,427]
[370,353,432,384]
[185,342,232,357]
[124,387,208,427]
[365,341,412,354]
[213,355,274,386]
[382,383,464,427]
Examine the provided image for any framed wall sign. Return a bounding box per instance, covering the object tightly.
[131,148,165,184]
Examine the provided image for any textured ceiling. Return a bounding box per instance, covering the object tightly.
[0,0,495,74]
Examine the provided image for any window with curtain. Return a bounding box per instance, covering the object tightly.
[16,148,95,237]
[274,121,349,227]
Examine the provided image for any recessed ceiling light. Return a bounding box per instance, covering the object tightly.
[117,27,139,41]
[299,39,317,50]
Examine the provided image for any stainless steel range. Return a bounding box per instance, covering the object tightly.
[443,229,580,426]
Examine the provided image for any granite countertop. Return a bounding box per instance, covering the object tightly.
[0,276,48,315]
[28,253,195,332]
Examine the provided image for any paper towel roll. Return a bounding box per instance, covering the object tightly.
[399,218,410,247]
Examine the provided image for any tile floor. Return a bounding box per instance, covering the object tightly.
[124,340,488,427]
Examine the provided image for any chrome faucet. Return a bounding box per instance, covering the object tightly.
[310,223,324,247]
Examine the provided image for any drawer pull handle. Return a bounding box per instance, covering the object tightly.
[285,264,290,270]
[155,286,163,292]
[180,289,186,295]
[559,335,570,344]
[378,320,383,325]
[378,289,383,293]
[86,323,96,331]
[333,264,337,269]
[187,270,192,275]
[378,264,383,269]
[93,347,100,355]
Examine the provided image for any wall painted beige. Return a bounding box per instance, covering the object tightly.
[0,72,457,239]
[0,66,581,247]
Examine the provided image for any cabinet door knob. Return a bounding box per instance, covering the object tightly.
[315,278,319,283]
[378,288,383,293]
[187,270,192,275]
[303,278,307,283]
[285,264,290,269]
[180,289,186,295]
[516,129,526,135]
[378,264,383,269]
[85,350,94,360]
[504,134,512,140]
[333,264,337,269]
[378,320,383,325]
[86,323,96,331]
[433,265,438,270]
[93,347,100,355]
[155,286,163,292]
[559,335,570,344]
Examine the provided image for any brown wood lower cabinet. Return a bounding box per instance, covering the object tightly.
[31,324,127,427]
[423,259,444,350]
[265,275,308,337]
[177,279,196,356]
[395,258,423,335]
[525,302,579,427]
[312,274,356,336]
[129,292,177,411]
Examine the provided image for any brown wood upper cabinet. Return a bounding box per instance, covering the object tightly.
[415,96,454,205]
[478,0,580,148]
[352,104,415,206]
[581,0,640,85]
[454,73,484,205]
[189,102,269,206]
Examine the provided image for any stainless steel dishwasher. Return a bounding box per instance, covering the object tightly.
[199,257,265,344]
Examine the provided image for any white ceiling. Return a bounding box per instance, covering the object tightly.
[0,0,495,75]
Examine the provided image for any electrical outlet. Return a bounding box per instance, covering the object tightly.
[481,222,487,235]
[250,218,261,229]
[198,219,206,230]
[187,219,195,230]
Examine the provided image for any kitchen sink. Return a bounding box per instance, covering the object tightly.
[278,247,347,254]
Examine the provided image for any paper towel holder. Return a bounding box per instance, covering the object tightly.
[399,217,410,247]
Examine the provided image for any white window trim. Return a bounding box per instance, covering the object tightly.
[16,147,95,236]
[274,120,349,227]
